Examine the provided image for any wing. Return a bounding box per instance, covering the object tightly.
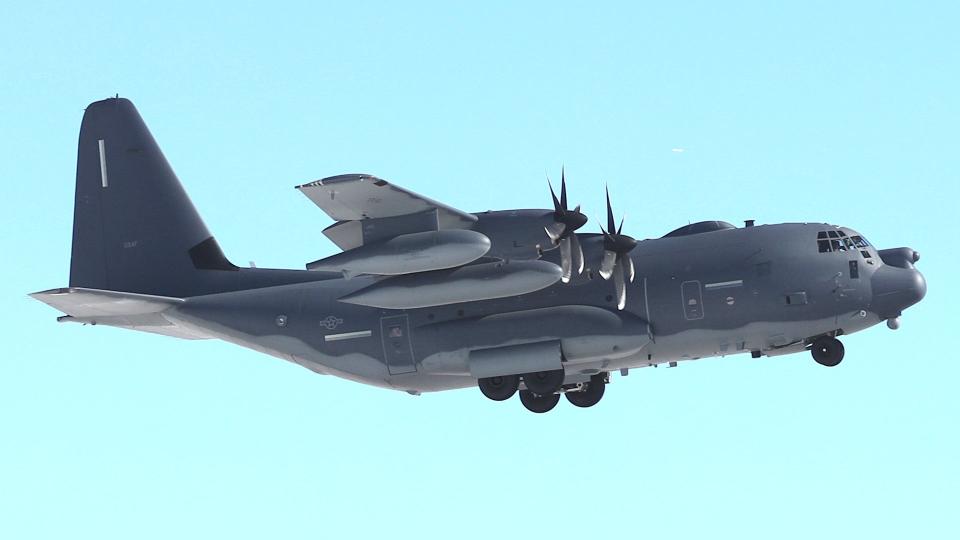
[298,174,477,250]
[297,173,476,223]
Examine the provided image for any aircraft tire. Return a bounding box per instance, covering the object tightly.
[519,390,561,413]
[478,375,520,401]
[811,336,844,367]
[523,369,565,395]
[565,374,606,408]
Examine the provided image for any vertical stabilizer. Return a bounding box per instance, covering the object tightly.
[69,98,236,297]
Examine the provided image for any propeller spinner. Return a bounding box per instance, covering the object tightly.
[598,187,637,310]
[544,168,588,283]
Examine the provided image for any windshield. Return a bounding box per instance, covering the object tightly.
[817,229,871,253]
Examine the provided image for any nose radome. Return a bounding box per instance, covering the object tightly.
[871,264,927,318]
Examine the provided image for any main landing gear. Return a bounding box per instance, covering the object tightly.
[478,371,608,413]
[565,374,606,408]
[522,369,565,395]
[811,336,845,367]
[478,374,520,401]
[519,390,561,413]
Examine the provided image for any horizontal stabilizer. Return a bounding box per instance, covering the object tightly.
[30,287,210,339]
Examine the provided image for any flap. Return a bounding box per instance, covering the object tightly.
[296,174,477,226]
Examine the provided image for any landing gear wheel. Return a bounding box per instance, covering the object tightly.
[523,369,565,395]
[565,374,606,408]
[478,375,520,401]
[811,336,845,367]
[519,390,561,413]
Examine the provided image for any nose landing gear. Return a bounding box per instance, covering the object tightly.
[811,336,845,367]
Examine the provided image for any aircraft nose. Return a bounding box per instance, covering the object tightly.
[870,263,927,318]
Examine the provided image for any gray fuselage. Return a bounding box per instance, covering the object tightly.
[166,220,925,393]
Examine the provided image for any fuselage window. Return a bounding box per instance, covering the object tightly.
[849,260,859,279]
[851,236,870,248]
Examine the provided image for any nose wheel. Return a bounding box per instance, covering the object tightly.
[811,336,845,367]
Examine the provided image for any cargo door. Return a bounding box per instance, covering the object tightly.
[380,315,416,374]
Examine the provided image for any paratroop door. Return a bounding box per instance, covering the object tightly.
[681,280,704,320]
[380,315,416,374]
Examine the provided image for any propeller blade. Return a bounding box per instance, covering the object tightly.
[559,236,573,283]
[624,253,635,283]
[544,222,566,243]
[617,216,625,235]
[605,186,616,234]
[569,231,585,275]
[548,179,562,212]
[613,260,627,310]
[560,167,568,210]
[599,249,617,280]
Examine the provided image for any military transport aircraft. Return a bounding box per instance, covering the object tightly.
[31,98,927,413]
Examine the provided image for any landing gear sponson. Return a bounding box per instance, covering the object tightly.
[478,371,608,413]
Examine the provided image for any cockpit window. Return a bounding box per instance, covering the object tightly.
[817,230,874,256]
[817,230,861,253]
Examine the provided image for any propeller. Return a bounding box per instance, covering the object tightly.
[544,168,588,283]
[598,187,637,310]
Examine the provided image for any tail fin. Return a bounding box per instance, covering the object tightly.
[69,98,237,297]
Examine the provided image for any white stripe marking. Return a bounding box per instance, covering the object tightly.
[704,279,743,290]
[324,330,372,342]
[98,139,108,187]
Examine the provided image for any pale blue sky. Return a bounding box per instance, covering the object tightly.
[2,2,957,538]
